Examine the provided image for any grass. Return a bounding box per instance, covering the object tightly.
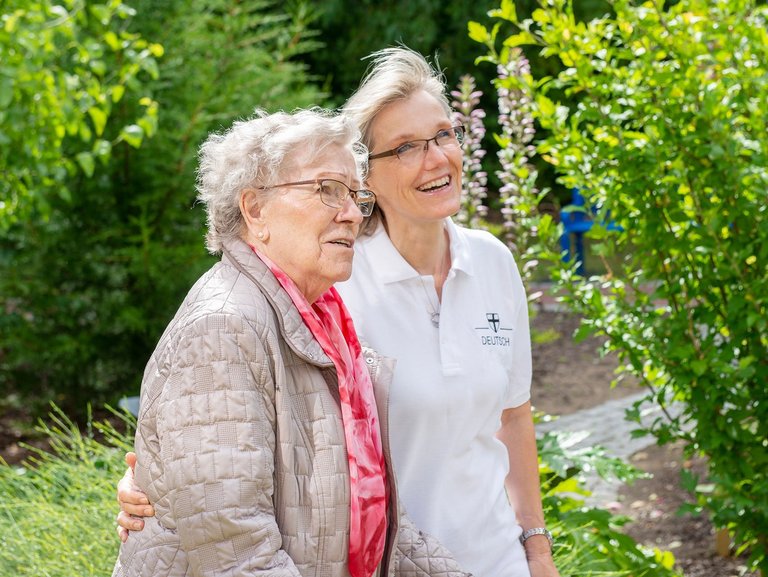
[0,406,134,577]
[0,404,681,577]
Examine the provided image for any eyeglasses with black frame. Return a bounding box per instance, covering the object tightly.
[260,178,377,217]
[368,125,465,164]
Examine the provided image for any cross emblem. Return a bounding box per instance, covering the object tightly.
[486,313,500,333]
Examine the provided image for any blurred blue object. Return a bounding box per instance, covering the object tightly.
[559,189,623,275]
[118,395,140,417]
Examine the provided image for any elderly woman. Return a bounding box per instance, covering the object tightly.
[111,107,468,577]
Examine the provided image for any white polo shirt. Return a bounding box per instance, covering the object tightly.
[337,219,532,577]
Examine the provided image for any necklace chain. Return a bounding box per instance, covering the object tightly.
[419,276,441,327]
[418,247,449,328]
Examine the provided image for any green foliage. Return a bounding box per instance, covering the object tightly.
[0,0,324,415]
[536,426,681,576]
[0,406,134,576]
[307,0,610,106]
[0,404,677,576]
[0,0,161,413]
[0,0,161,227]
[476,0,768,570]
[124,0,323,202]
[304,0,508,106]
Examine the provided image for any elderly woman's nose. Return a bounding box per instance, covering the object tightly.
[336,195,365,223]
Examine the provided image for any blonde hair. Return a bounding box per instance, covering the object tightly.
[344,46,451,151]
[342,46,451,233]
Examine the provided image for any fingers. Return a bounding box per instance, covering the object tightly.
[118,469,147,500]
[117,481,154,516]
[117,524,129,543]
[120,501,155,517]
[117,450,155,516]
[117,476,154,516]
[117,510,145,533]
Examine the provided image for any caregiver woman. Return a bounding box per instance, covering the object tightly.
[337,47,560,577]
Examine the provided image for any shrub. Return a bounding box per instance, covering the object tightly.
[0,1,324,416]
[0,0,161,228]
[536,425,681,576]
[471,0,768,570]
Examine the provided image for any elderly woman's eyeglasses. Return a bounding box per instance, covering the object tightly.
[262,179,377,217]
[368,126,465,164]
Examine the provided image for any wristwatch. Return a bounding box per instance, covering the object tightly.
[519,527,554,548]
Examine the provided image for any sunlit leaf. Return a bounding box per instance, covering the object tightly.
[75,152,95,177]
[120,124,144,148]
[468,21,490,44]
[87,107,107,137]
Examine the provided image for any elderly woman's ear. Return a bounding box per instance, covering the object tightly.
[240,188,269,243]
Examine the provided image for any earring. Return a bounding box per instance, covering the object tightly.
[257,232,264,240]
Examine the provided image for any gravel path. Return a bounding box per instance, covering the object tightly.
[535,391,683,506]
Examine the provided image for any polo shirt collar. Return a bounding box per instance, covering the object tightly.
[363,218,475,284]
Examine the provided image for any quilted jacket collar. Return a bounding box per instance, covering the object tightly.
[221,238,333,368]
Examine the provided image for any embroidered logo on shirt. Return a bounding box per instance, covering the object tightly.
[475,312,513,346]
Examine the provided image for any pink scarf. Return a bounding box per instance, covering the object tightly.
[256,250,388,577]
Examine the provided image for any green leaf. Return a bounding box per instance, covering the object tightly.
[90,59,107,77]
[92,139,112,161]
[137,115,157,139]
[79,122,92,142]
[655,549,676,570]
[57,185,72,203]
[103,31,120,51]
[531,8,551,25]
[503,31,538,48]
[550,476,584,495]
[680,467,699,492]
[536,94,556,118]
[691,359,707,376]
[120,124,144,148]
[111,84,125,103]
[76,152,95,177]
[88,107,107,137]
[489,0,517,22]
[468,21,490,44]
[89,4,110,25]
[140,56,159,80]
[149,43,164,58]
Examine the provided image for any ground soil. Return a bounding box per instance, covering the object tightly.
[0,309,758,576]
[0,406,52,465]
[530,309,759,577]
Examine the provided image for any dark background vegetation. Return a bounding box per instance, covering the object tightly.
[0,0,609,417]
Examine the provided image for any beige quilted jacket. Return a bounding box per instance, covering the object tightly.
[113,238,470,577]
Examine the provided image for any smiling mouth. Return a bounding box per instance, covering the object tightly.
[417,176,451,192]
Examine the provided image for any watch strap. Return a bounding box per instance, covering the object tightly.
[519,527,554,548]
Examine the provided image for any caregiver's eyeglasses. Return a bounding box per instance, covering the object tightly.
[368,126,465,164]
[262,179,377,217]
